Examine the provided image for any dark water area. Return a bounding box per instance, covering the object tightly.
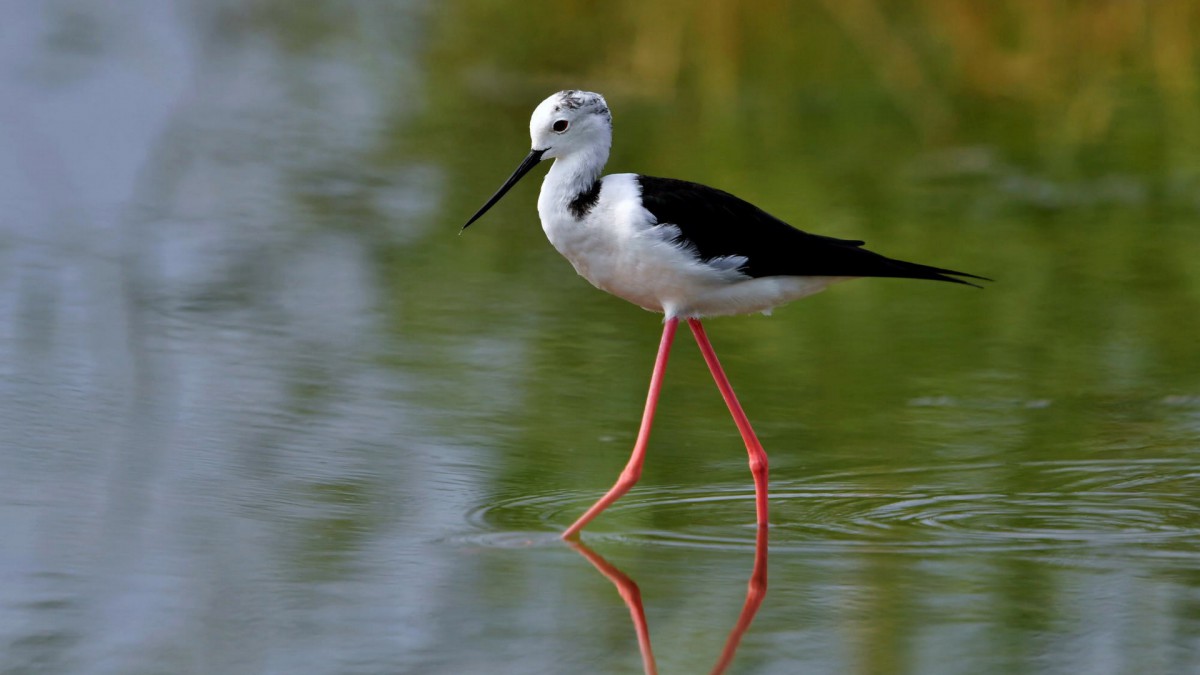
[3,1,1199,673]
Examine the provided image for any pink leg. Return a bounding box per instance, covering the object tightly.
[687,318,770,527]
[563,318,679,539]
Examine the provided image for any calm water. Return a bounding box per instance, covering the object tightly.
[3,2,1200,673]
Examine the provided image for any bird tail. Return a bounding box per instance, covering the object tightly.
[878,258,991,288]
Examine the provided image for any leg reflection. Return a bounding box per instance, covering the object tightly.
[566,524,769,675]
[710,523,769,674]
[566,539,658,675]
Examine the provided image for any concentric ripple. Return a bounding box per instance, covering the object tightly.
[465,459,1200,557]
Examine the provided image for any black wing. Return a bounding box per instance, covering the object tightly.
[636,175,987,286]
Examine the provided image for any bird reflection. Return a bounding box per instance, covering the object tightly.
[566,525,768,675]
[568,539,658,674]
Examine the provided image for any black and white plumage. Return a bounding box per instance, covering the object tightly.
[635,175,981,284]
[463,90,987,540]
[464,90,986,319]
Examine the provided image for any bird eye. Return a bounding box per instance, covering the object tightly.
[552,119,569,133]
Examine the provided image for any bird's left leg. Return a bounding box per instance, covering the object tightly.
[687,318,770,527]
[562,317,679,539]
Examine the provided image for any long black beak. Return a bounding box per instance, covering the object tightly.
[461,148,546,231]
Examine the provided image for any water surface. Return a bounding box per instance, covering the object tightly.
[3,2,1199,673]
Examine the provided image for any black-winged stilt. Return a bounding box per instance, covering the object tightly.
[463,90,986,540]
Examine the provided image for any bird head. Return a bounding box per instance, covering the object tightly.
[529,90,612,161]
[462,90,612,231]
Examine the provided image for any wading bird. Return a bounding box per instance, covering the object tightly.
[463,90,985,539]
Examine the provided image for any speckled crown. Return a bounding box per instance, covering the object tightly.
[554,90,611,124]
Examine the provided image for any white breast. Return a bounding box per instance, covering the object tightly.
[538,173,844,318]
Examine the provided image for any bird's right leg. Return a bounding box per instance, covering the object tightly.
[687,318,770,528]
[562,317,679,539]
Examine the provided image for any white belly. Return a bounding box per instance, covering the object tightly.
[539,174,846,318]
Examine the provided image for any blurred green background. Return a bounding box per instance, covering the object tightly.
[2,1,1198,673]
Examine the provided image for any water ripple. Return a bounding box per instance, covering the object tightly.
[464,459,1200,558]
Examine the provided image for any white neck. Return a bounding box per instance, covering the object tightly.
[538,141,610,217]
